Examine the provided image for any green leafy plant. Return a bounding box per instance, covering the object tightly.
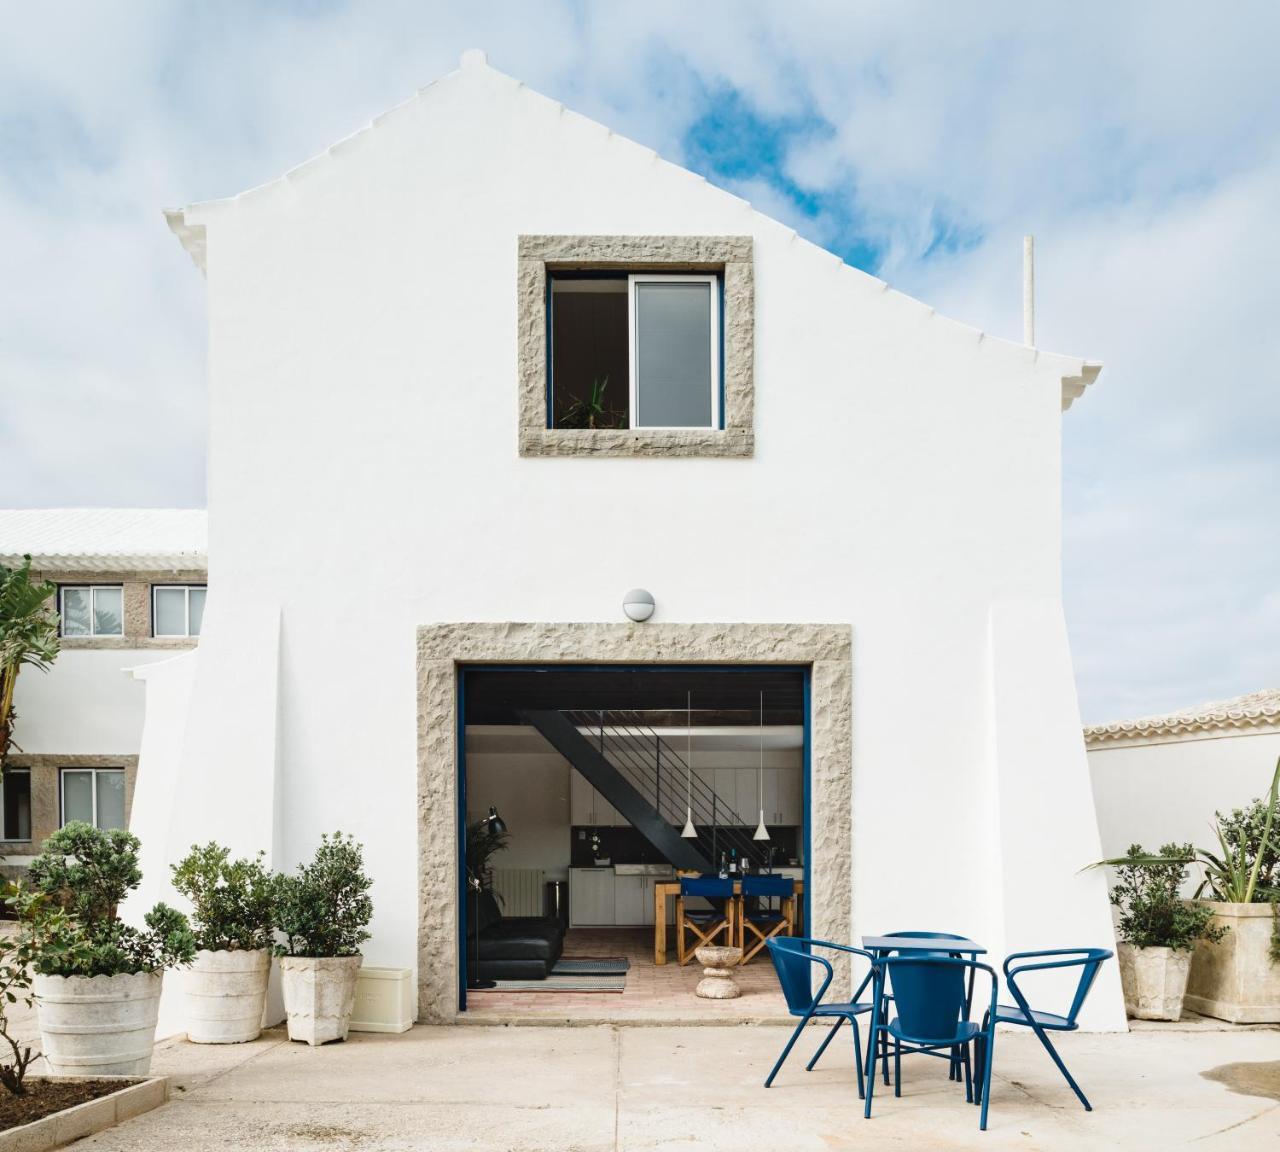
[171,843,280,952]
[0,556,59,774]
[1097,844,1227,951]
[1195,756,1280,905]
[464,818,510,892]
[560,375,627,430]
[0,884,91,1096]
[26,822,196,976]
[275,833,373,957]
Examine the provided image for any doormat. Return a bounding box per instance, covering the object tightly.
[472,957,630,993]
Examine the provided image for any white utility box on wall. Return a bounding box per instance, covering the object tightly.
[348,967,414,1033]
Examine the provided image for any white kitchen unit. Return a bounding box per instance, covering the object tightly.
[569,867,615,926]
[613,874,648,925]
[569,772,623,826]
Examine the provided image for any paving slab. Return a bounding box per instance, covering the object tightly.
[64,1023,1280,1151]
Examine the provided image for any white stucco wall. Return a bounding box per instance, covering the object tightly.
[1089,730,1280,868]
[13,650,176,755]
[145,55,1122,1025]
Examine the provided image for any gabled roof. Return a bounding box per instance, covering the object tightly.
[1085,688,1280,747]
[163,49,1101,413]
[0,509,207,573]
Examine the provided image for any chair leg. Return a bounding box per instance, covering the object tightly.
[893,1038,901,1098]
[805,1016,844,1071]
[1031,1024,1092,1111]
[851,1017,865,1101]
[863,1025,878,1119]
[978,1030,995,1131]
[961,1040,973,1104]
[765,1014,812,1088]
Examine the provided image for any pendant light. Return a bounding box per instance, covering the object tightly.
[753,689,770,841]
[681,690,697,838]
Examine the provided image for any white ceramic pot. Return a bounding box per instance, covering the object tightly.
[184,948,272,1043]
[34,970,163,1076]
[1117,942,1192,1021]
[1185,902,1280,1023]
[279,955,362,1046]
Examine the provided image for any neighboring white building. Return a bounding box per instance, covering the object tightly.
[12,51,1124,1028]
[0,509,206,869]
[1087,688,1280,864]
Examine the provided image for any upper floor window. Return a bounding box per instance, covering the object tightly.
[550,273,720,431]
[60,585,123,637]
[153,585,206,637]
[61,767,126,831]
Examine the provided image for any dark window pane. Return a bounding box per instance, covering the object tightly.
[550,278,630,429]
[634,281,713,427]
[3,771,30,840]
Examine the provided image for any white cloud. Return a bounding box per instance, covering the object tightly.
[1,1,1276,720]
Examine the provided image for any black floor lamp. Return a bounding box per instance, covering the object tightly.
[467,806,508,991]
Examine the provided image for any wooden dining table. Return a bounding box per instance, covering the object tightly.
[653,877,805,965]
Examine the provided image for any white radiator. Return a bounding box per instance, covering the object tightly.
[490,868,546,917]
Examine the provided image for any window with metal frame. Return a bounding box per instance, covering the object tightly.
[60,767,126,831]
[1,769,31,841]
[549,272,721,431]
[59,586,124,637]
[153,584,207,637]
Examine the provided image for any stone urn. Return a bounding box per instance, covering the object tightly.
[1117,943,1192,1021]
[694,945,743,999]
[34,970,164,1076]
[280,955,362,1045]
[1185,903,1280,1023]
[184,948,273,1043]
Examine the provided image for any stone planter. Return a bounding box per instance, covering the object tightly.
[1185,902,1280,1023]
[1117,943,1192,1020]
[279,955,361,1046]
[183,948,272,1043]
[34,971,163,1076]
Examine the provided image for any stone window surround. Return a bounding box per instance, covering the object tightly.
[0,754,138,859]
[416,621,851,1023]
[517,235,755,458]
[38,570,204,651]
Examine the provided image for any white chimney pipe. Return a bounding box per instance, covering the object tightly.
[1023,234,1035,346]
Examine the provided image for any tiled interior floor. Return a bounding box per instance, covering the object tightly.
[464,927,791,1023]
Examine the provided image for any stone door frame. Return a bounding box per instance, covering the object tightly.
[416,622,852,1021]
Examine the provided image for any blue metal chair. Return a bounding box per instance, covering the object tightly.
[764,937,879,1099]
[981,948,1113,1112]
[865,954,999,1131]
[676,877,734,966]
[873,931,982,1085]
[738,875,796,964]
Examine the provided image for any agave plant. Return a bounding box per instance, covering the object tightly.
[0,556,60,774]
[560,375,627,430]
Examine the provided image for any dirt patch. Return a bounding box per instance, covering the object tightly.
[1202,1060,1280,1102]
[0,1077,136,1131]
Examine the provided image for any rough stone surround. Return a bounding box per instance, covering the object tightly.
[516,236,755,458]
[36,569,205,649]
[416,622,852,1023]
[1,754,139,856]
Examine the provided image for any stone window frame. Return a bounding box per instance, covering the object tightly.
[40,571,204,651]
[416,621,851,1022]
[517,236,755,458]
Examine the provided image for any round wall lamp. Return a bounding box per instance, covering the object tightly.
[622,588,655,623]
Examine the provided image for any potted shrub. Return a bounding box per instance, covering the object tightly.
[27,822,196,1075]
[172,843,279,1043]
[1099,844,1226,1020]
[1184,756,1280,1023]
[275,832,372,1046]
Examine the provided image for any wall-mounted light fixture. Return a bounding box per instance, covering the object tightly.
[623,588,655,623]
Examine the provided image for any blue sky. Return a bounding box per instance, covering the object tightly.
[1,1,1277,723]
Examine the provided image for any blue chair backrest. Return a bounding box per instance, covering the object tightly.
[766,937,831,1013]
[882,955,975,1044]
[1065,951,1111,1024]
[681,876,734,899]
[742,875,794,898]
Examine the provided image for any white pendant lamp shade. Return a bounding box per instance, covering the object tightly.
[681,691,698,838]
[753,689,770,841]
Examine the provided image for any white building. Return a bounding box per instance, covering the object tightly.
[1087,688,1280,864]
[9,51,1123,1028]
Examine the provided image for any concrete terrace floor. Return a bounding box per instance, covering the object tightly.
[67,1022,1280,1151]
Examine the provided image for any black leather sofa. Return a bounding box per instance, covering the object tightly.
[468,889,565,981]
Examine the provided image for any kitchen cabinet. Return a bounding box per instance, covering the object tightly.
[569,868,615,926]
[776,768,803,825]
[614,875,648,925]
[569,772,623,826]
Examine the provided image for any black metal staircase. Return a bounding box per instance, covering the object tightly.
[522,707,766,873]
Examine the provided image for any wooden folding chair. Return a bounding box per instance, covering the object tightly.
[676,876,735,965]
[738,875,795,963]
